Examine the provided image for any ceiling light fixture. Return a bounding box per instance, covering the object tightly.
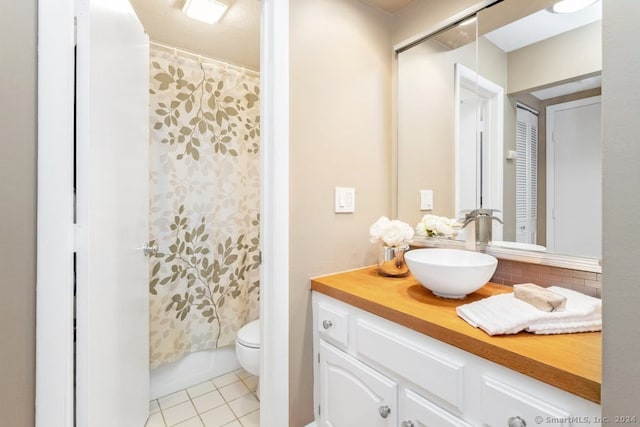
[182,0,229,24]
[549,0,598,14]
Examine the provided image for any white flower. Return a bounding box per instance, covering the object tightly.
[369,216,414,247]
[369,216,391,243]
[416,214,457,239]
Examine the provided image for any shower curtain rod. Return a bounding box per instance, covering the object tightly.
[150,41,260,77]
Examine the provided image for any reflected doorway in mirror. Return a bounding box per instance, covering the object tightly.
[454,63,504,241]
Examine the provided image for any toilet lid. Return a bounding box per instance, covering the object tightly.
[237,319,260,349]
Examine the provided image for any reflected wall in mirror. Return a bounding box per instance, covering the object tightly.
[397,15,478,231]
[397,0,602,259]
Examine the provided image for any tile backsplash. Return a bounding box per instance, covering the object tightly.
[490,259,601,298]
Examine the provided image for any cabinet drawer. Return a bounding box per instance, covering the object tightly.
[317,302,349,349]
[482,376,571,426]
[401,388,473,427]
[355,320,464,411]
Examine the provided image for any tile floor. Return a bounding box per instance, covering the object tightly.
[146,369,259,427]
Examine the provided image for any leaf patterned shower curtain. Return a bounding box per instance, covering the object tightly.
[148,48,260,369]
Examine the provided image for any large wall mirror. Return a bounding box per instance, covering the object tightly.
[397,0,602,266]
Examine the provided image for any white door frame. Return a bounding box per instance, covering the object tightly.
[454,63,504,236]
[259,1,290,425]
[35,1,290,426]
[36,0,76,425]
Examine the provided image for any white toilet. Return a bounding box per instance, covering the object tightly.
[235,319,260,394]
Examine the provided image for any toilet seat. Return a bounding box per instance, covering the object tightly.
[236,319,260,349]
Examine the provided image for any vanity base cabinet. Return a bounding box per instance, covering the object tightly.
[312,291,601,427]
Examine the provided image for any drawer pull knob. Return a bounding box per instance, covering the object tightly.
[508,416,526,427]
[322,320,333,329]
[378,405,391,419]
[401,421,415,427]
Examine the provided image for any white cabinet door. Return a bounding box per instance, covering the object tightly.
[319,341,397,427]
[399,388,473,427]
[75,0,150,425]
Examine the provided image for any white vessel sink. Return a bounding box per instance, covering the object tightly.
[405,248,498,299]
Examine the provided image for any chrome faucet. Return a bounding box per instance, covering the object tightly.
[458,209,503,248]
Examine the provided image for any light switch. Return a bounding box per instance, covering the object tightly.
[335,187,355,213]
[420,190,433,211]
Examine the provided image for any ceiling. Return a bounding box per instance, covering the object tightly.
[484,0,601,52]
[129,0,261,70]
[129,0,416,69]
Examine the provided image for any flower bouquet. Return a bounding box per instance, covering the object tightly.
[369,216,414,277]
[415,214,458,240]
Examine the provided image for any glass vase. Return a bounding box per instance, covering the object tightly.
[377,243,410,277]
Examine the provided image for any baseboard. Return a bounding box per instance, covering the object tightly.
[304,422,317,427]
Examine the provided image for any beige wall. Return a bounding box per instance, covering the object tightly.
[0,1,37,425]
[289,0,393,424]
[396,25,510,229]
[396,37,477,226]
[392,0,484,230]
[602,0,640,417]
[508,21,601,94]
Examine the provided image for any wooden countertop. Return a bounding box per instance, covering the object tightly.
[311,266,601,404]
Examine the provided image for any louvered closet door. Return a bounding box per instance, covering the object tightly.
[515,107,538,244]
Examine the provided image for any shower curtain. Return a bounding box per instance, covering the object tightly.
[148,48,260,369]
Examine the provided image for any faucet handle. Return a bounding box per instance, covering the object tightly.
[477,208,501,215]
[483,208,503,224]
[458,208,476,216]
[460,209,480,219]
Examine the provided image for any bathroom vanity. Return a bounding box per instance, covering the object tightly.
[311,267,601,426]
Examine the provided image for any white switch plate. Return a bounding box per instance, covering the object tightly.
[335,187,355,213]
[420,189,433,211]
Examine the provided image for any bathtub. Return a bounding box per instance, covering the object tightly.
[149,345,240,400]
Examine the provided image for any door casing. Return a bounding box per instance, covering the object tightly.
[36,1,290,426]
